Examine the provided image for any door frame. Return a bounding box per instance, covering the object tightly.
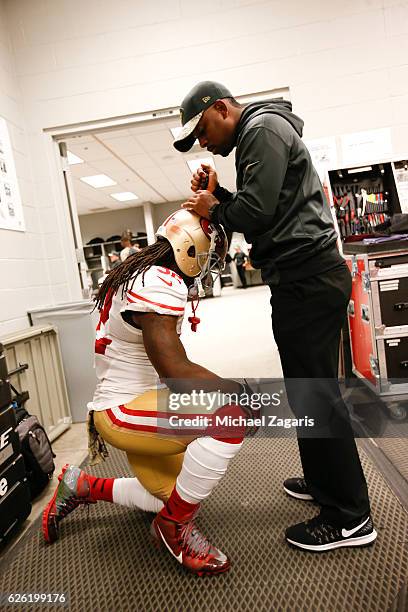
[44,87,290,296]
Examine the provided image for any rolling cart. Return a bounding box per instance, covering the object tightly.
[343,240,408,420]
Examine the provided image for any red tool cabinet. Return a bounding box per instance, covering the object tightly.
[343,241,408,400]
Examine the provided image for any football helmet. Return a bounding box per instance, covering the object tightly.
[156,210,227,294]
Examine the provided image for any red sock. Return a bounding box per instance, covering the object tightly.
[160,488,199,522]
[86,474,114,502]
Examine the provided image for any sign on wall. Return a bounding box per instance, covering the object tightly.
[394,165,408,214]
[0,117,25,231]
[340,128,392,167]
[304,137,338,181]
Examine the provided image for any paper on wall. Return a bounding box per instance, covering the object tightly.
[304,137,338,181]
[394,166,408,214]
[0,116,25,232]
[340,128,392,167]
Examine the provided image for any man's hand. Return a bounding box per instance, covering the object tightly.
[238,380,261,437]
[181,190,219,220]
[191,163,218,193]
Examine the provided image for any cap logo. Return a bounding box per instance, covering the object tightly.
[202,96,211,103]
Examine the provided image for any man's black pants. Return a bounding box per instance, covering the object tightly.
[236,264,247,288]
[270,262,370,525]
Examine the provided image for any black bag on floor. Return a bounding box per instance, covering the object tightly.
[11,385,56,499]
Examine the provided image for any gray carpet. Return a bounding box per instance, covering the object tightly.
[0,438,407,612]
[376,438,408,483]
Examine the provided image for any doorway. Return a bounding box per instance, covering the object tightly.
[49,87,290,295]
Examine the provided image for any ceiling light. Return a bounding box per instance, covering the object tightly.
[187,157,216,174]
[347,166,372,174]
[110,192,139,202]
[80,174,117,188]
[67,151,84,164]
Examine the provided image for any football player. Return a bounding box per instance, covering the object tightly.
[42,210,249,576]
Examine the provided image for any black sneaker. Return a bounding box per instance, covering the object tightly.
[283,478,313,501]
[285,513,377,552]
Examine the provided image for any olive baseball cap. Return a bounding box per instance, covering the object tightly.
[173,81,233,152]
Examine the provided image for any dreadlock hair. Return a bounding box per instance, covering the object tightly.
[95,238,175,311]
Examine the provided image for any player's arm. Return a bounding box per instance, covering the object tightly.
[131,311,241,395]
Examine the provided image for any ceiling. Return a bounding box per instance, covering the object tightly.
[65,117,237,215]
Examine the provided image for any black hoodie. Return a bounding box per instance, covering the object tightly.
[212,100,343,285]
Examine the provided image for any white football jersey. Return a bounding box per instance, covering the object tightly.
[89,265,188,411]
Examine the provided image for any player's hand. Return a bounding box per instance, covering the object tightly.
[181,190,219,220]
[191,163,218,193]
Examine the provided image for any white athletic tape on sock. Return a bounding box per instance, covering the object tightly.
[113,478,163,512]
[176,437,243,503]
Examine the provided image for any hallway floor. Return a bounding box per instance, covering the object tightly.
[2,285,407,612]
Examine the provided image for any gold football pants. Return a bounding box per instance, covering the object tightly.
[93,390,194,502]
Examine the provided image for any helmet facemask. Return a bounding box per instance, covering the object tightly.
[191,223,227,297]
[156,210,227,298]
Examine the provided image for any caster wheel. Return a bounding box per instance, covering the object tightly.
[387,403,407,421]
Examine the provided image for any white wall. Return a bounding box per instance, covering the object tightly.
[0,1,55,336]
[6,0,408,145]
[1,0,408,333]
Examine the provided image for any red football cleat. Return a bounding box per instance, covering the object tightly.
[151,512,230,576]
[42,465,95,543]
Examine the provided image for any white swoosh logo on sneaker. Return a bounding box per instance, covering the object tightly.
[341,517,369,538]
[156,525,183,563]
